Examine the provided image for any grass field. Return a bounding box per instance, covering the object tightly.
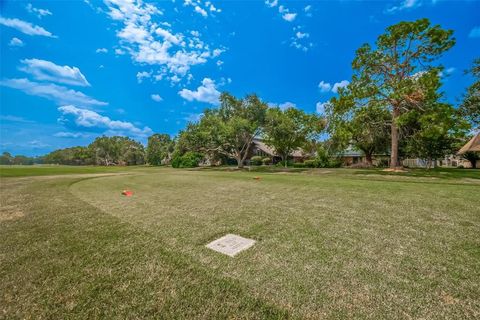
[1,166,479,319]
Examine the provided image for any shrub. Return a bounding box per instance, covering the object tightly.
[293,162,305,168]
[171,152,202,168]
[261,157,271,165]
[303,159,317,168]
[250,156,263,166]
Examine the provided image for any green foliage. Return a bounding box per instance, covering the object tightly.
[0,152,40,165]
[250,156,263,166]
[261,157,271,165]
[43,136,145,166]
[147,134,174,166]
[43,146,94,165]
[171,152,202,168]
[331,18,455,168]
[178,92,268,168]
[459,58,480,129]
[398,102,468,163]
[303,160,317,168]
[264,107,325,167]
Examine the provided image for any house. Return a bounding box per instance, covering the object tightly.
[247,138,308,164]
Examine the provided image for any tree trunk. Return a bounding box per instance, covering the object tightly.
[365,153,373,166]
[236,155,244,168]
[390,106,400,169]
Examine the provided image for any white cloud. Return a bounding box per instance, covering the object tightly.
[296,31,309,39]
[178,78,220,105]
[96,47,108,53]
[332,80,349,93]
[104,0,223,83]
[469,26,480,38]
[385,0,421,14]
[304,5,312,12]
[265,0,278,8]
[0,78,107,106]
[20,58,90,87]
[151,94,163,102]
[318,81,332,92]
[53,131,88,138]
[194,6,208,17]
[0,17,56,37]
[115,48,126,55]
[216,60,224,66]
[316,101,328,115]
[9,37,24,47]
[26,3,52,18]
[58,105,152,137]
[0,115,34,123]
[282,13,297,22]
[136,70,152,83]
[155,27,181,45]
[279,102,296,110]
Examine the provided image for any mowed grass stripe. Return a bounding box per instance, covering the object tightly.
[0,176,291,319]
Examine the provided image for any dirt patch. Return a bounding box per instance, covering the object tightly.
[0,205,25,222]
[382,168,408,173]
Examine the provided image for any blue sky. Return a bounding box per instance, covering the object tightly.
[1,0,479,156]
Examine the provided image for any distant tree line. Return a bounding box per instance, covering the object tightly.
[1,19,477,169]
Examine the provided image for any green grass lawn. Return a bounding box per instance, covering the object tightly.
[1,166,479,319]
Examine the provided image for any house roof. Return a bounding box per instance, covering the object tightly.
[458,132,480,154]
[252,139,304,157]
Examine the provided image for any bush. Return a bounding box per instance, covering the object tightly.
[250,156,263,166]
[303,159,318,168]
[293,162,305,168]
[261,157,271,165]
[276,160,294,167]
[171,152,202,168]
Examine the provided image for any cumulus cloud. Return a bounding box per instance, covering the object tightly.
[104,0,223,83]
[0,78,107,106]
[178,78,220,105]
[304,5,312,12]
[58,105,152,137]
[282,13,297,22]
[296,31,309,39]
[318,81,331,92]
[20,58,90,87]
[0,17,56,37]
[469,26,480,38]
[136,70,152,83]
[26,3,53,18]
[151,94,163,102]
[332,80,349,93]
[9,37,24,47]
[265,0,278,8]
[96,48,108,53]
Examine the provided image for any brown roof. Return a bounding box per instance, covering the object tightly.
[458,132,480,154]
[253,139,304,157]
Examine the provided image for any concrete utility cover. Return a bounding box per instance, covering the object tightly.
[206,234,256,257]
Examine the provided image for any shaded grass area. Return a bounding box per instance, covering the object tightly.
[71,169,480,318]
[0,176,289,319]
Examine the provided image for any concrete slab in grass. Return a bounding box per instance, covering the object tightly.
[206,234,256,257]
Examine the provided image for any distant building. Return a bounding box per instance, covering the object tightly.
[247,138,308,164]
